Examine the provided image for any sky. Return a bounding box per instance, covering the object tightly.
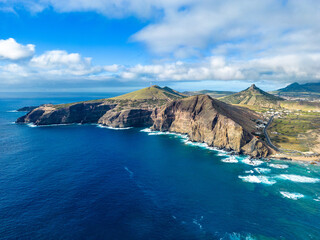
[0,0,320,92]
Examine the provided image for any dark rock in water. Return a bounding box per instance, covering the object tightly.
[17,106,38,112]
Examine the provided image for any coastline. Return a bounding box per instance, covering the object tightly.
[21,120,320,164]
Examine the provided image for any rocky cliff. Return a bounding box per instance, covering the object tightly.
[151,95,271,158]
[16,94,272,158]
[16,102,116,125]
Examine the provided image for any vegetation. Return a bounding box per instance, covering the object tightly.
[271,82,320,100]
[219,84,283,108]
[111,85,186,100]
[268,112,320,152]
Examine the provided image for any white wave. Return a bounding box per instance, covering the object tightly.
[7,110,18,112]
[254,168,271,174]
[268,163,289,169]
[241,157,264,166]
[184,140,208,148]
[27,123,37,128]
[280,191,304,200]
[314,197,320,202]
[239,175,276,185]
[276,174,320,183]
[221,156,238,163]
[217,152,228,157]
[143,129,188,139]
[97,124,132,130]
[140,128,152,133]
[245,170,254,174]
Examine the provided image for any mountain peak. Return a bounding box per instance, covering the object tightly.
[111,85,185,100]
[249,84,257,90]
[220,84,283,107]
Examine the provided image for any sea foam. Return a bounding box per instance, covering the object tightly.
[280,191,304,200]
[238,175,276,185]
[276,174,320,183]
[97,124,132,130]
[221,156,238,163]
[254,168,271,174]
[268,163,289,169]
[241,157,264,166]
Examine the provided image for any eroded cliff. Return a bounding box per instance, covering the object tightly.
[16,94,272,158]
[151,95,271,157]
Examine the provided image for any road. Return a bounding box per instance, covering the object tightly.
[263,115,281,152]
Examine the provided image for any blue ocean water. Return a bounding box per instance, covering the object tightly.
[1,93,320,240]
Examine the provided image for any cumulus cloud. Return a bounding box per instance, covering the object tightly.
[118,54,320,84]
[0,39,121,84]
[0,38,35,60]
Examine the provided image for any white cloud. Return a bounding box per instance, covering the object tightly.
[0,41,121,84]
[5,0,320,61]
[121,56,243,81]
[0,38,35,60]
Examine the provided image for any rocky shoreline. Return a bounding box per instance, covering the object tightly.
[16,95,274,158]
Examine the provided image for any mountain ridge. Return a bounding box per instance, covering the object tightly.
[219,84,283,108]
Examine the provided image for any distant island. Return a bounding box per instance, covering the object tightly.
[16,84,320,163]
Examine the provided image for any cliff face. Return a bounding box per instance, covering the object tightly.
[98,109,153,128]
[151,95,271,157]
[16,102,116,125]
[16,94,272,158]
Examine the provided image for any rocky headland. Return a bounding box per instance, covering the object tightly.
[16,86,273,158]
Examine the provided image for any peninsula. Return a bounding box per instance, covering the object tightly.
[17,85,272,158]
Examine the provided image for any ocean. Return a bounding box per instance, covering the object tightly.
[1,92,320,240]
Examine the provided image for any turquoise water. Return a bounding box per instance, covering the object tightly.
[1,93,320,240]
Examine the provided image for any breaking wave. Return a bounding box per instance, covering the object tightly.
[268,163,289,169]
[254,168,271,174]
[280,191,304,200]
[221,156,238,163]
[238,175,276,185]
[241,158,264,166]
[276,174,320,183]
[97,124,132,130]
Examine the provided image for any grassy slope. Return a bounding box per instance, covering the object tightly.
[53,86,185,109]
[268,112,320,152]
[220,85,283,107]
[111,85,185,100]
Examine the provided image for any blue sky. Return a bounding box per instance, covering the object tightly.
[1,0,320,92]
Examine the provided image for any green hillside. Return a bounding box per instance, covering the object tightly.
[110,85,186,101]
[183,90,235,98]
[271,82,320,100]
[220,84,283,108]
